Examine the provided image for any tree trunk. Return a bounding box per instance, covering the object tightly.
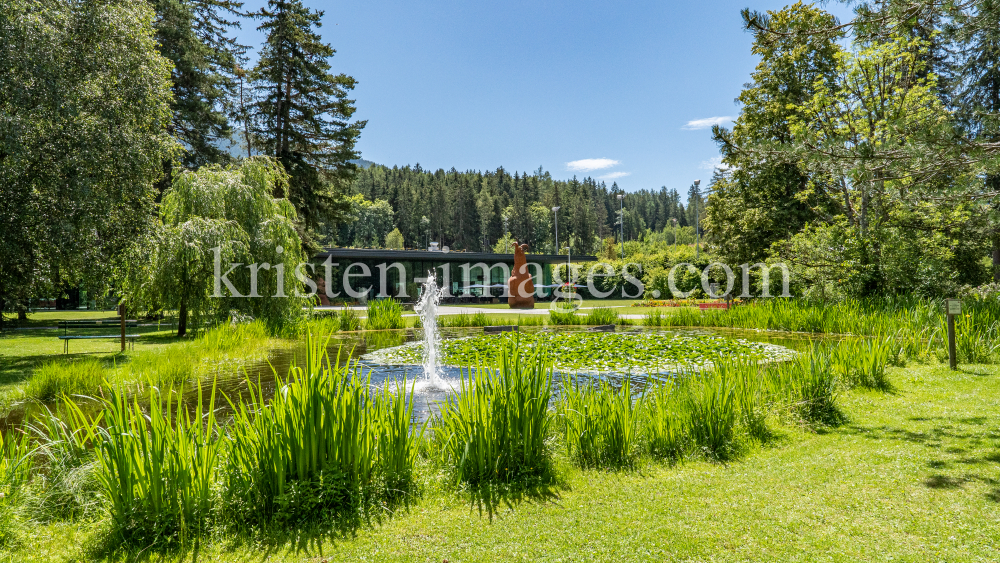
[0,297,5,332]
[17,308,27,323]
[993,234,1000,283]
[178,299,188,337]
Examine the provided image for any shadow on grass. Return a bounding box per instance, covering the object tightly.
[463,473,568,521]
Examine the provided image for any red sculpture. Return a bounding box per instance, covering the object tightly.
[508,242,535,309]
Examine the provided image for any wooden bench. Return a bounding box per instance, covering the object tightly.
[57,319,140,353]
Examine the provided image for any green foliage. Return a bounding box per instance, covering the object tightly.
[385,227,405,250]
[584,307,620,325]
[24,403,101,522]
[369,331,788,374]
[85,381,221,547]
[558,377,640,468]
[25,359,106,403]
[431,345,552,485]
[223,339,417,526]
[365,299,405,330]
[0,0,177,317]
[121,157,309,335]
[251,0,365,242]
[338,308,362,331]
[0,427,33,547]
[151,0,245,169]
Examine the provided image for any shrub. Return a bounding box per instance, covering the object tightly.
[431,344,552,484]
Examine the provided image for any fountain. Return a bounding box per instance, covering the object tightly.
[414,271,452,389]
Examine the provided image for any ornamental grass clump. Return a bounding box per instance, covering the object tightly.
[558,376,641,468]
[224,336,417,527]
[584,307,619,326]
[832,337,893,391]
[25,358,106,402]
[0,427,33,547]
[366,299,405,330]
[684,369,740,460]
[773,347,841,425]
[82,380,221,548]
[643,380,686,460]
[338,308,361,331]
[431,342,552,485]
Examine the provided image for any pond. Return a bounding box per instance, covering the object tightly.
[209,325,823,423]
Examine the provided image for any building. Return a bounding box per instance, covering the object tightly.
[312,248,596,303]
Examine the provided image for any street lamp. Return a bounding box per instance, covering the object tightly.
[672,217,678,248]
[616,193,624,261]
[552,206,561,254]
[693,179,701,259]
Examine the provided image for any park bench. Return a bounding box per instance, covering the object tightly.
[484,325,518,334]
[57,319,139,353]
[698,302,731,310]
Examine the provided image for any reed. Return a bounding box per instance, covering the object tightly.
[82,379,221,547]
[431,342,552,484]
[549,309,583,325]
[684,369,739,460]
[584,307,620,326]
[831,337,893,390]
[24,358,106,402]
[643,380,686,460]
[0,427,33,547]
[24,402,102,521]
[558,376,640,468]
[366,299,405,330]
[224,335,417,526]
[338,308,361,331]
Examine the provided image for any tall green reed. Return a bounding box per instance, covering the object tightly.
[224,335,417,526]
[558,376,640,467]
[77,379,221,547]
[366,299,405,330]
[431,342,552,484]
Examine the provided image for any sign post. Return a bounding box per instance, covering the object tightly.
[945,299,961,370]
[119,303,126,353]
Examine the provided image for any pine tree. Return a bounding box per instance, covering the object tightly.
[251,0,365,246]
[152,0,246,198]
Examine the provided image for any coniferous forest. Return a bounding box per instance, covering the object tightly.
[341,164,699,255]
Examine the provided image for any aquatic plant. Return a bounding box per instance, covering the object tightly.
[431,343,552,484]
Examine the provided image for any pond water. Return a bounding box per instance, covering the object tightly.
[208,325,826,423]
[0,326,835,429]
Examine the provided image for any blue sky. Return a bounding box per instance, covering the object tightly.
[234,1,853,195]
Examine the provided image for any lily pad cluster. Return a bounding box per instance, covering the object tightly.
[363,331,795,374]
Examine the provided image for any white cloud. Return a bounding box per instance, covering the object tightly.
[566,158,619,172]
[682,116,735,130]
[598,171,631,180]
[699,156,731,171]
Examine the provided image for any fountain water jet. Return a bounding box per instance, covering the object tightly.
[415,272,453,390]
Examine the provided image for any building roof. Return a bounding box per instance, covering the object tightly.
[315,248,597,264]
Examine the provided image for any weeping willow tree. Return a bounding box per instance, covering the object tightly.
[120,157,309,336]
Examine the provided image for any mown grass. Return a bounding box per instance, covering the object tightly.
[7,361,1000,561]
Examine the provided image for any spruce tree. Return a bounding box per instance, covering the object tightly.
[153,0,246,175]
[251,0,365,247]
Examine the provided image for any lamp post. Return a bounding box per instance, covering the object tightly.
[693,179,701,259]
[672,217,678,248]
[617,193,624,261]
[552,206,561,254]
[563,245,571,294]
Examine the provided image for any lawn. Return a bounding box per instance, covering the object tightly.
[10,361,1000,562]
